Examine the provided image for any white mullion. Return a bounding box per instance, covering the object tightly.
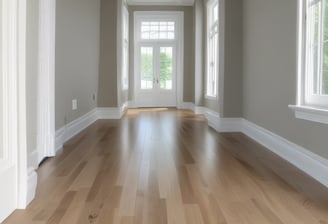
[318,0,324,94]
[307,0,313,97]
[321,0,326,94]
[309,0,315,96]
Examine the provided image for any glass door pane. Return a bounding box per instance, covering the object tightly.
[140,47,154,90]
[159,47,173,90]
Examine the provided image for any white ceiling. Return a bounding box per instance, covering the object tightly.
[127,0,195,6]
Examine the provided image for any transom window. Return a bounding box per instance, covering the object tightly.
[141,21,175,40]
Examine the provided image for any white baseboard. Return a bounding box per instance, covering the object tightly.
[184,103,328,188]
[26,167,37,207]
[65,109,98,142]
[55,108,98,152]
[97,107,122,119]
[179,102,195,111]
[241,119,328,188]
[55,126,65,152]
[182,103,242,132]
[55,106,127,152]
[52,104,328,188]
[194,106,208,115]
[28,150,39,170]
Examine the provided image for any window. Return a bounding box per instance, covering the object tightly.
[122,6,129,90]
[206,0,219,98]
[290,0,328,124]
[301,0,328,106]
[141,21,175,40]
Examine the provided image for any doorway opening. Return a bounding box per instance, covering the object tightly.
[133,11,184,108]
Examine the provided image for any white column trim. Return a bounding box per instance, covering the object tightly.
[17,0,28,209]
[1,0,29,219]
[37,0,56,163]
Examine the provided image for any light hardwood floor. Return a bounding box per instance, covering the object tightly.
[4,109,328,224]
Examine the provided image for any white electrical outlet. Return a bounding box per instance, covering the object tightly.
[72,99,77,110]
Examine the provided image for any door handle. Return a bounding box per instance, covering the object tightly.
[156,79,159,84]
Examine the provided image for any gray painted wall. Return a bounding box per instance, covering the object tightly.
[56,0,100,129]
[98,0,119,107]
[128,5,195,103]
[202,0,243,116]
[222,0,242,117]
[242,0,328,159]
[194,0,204,106]
[26,0,39,167]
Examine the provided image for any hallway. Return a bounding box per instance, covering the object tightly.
[4,109,328,223]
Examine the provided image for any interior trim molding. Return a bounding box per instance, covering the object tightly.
[55,108,98,152]
[28,150,39,170]
[26,167,37,207]
[55,106,128,152]
[178,102,195,111]
[37,0,56,163]
[97,106,126,120]
[181,103,328,188]
[289,105,328,124]
[241,119,328,188]
[54,104,328,189]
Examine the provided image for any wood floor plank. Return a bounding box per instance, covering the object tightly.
[3,109,328,224]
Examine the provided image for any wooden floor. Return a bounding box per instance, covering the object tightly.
[4,109,328,224]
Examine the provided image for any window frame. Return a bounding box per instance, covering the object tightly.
[133,11,184,107]
[290,0,328,123]
[205,0,219,100]
[122,5,129,90]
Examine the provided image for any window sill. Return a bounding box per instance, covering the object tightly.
[289,105,328,124]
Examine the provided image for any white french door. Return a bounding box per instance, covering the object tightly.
[136,44,177,107]
[134,12,183,108]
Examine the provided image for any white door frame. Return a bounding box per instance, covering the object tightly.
[0,0,55,221]
[37,0,56,163]
[1,0,28,221]
[133,11,184,108]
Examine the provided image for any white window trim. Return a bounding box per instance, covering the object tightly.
[205,0,218,99]
[122,5,129,90]
[290,0,328,124]
[205,0,224,103]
